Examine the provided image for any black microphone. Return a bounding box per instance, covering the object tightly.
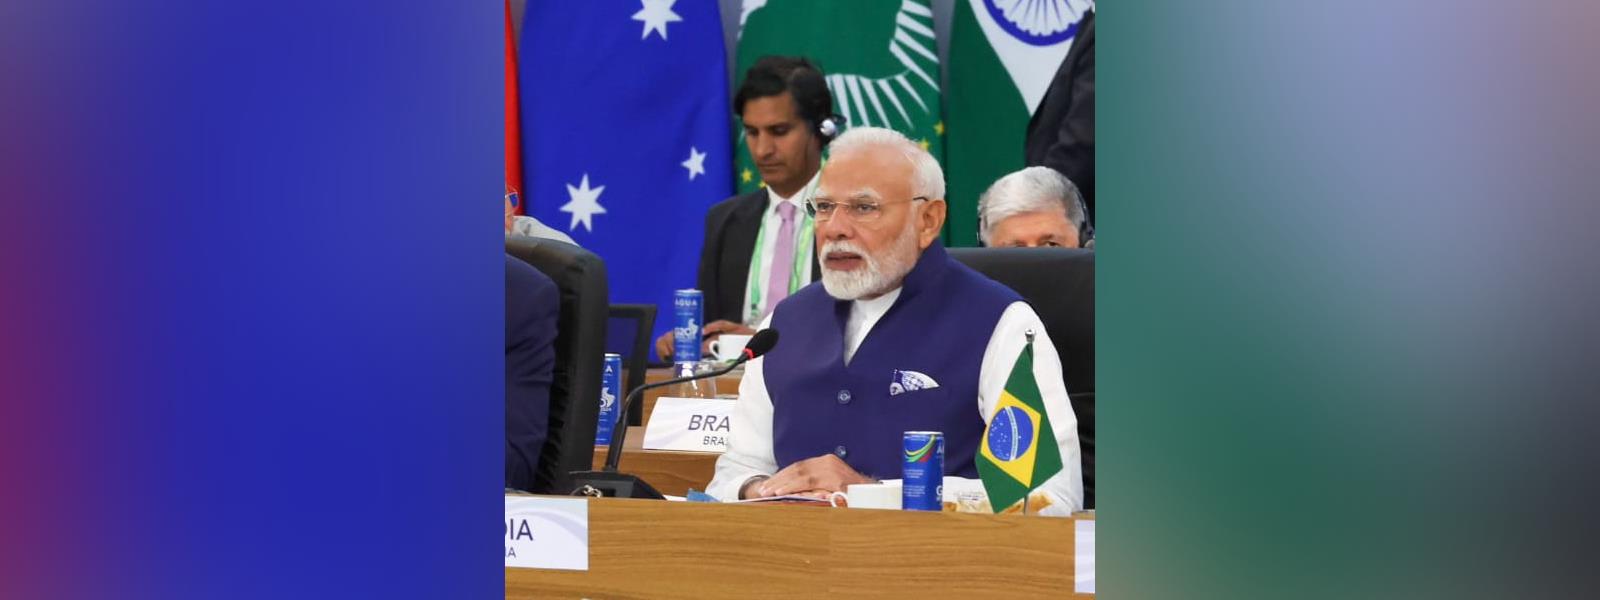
[568,329,779,499]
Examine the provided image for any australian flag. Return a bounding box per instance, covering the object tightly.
[520,0,732,343]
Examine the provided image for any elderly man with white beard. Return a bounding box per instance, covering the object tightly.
[705,127,1083,515]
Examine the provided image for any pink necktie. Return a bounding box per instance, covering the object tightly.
[764,202,797,319]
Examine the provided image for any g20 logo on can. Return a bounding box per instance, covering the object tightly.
[905,436,938,462]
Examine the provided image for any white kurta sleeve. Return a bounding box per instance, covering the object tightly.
[975,302,1084,515]
[705,317,779,501]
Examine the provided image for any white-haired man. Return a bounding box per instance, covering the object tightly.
[978,166,1092,249]
[706,127,1083,515]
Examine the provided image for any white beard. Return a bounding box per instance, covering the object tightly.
[819,224,920,300]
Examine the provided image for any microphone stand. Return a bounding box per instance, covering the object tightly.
[568,354,751,499]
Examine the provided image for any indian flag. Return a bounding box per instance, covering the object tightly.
[976,338,1064,513]
[944,0,1094,245]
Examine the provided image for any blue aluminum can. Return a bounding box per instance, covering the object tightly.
[672,289,703,363]
[595,353,622,446]
[902,431,945,511]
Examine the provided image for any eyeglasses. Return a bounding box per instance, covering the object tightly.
[805,196,927,223]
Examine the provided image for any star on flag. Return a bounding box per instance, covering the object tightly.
[681,146,707,180]
[560,174,607,232]
[632,0,682,41]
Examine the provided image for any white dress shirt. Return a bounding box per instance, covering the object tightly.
[706,293,1084,516]
[743,172,819,324]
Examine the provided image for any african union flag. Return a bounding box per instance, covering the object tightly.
[976,338,1063,513]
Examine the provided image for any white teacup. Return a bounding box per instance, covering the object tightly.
[828,483,902,510]
[708,334,753,362]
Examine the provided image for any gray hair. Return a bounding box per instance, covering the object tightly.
[977,166,1087,245]
[826,126,945,200]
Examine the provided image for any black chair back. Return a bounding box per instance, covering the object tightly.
[506,235,607,494]
[949,247,1095,508]
[606,304,657,426]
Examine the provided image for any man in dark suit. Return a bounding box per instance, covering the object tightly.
[655,56,829,360]
[505,254,558,491]
[1024,9,1095,221]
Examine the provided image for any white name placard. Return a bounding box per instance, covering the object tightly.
[641,396,736,452]
[504,496,588,570]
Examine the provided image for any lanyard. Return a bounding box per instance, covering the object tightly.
[743,179,818,325]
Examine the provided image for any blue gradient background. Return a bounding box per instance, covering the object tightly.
[1,2,499,598]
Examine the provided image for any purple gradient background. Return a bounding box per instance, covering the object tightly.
[1,2,500,598]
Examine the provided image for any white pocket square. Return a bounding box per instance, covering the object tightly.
[889,370,940,396]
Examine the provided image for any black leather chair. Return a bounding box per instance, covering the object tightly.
[506,235,608,494]
[605,304,657,426]
[949,247,1095,508]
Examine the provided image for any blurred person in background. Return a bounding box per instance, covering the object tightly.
[1024,9,1095,221]
[655,56,833,361]
[505,254,557,491]
[977,166,1092,249]
[505,182,574,245]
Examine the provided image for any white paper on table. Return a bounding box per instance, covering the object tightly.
[1075,519,1095,594]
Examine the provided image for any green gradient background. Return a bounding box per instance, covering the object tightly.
[1101,2,1599,597]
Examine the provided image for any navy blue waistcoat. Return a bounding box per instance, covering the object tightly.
[765,243,1022,480]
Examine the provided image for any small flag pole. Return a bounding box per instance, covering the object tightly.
[1021,329,1036,515]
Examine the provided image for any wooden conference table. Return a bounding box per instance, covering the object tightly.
[565,369,1095,598]
[505,496,1094,599]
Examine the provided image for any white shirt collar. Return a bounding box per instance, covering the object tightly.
[842,286,903,365]
[765,170,821,212]
[853,286,902,315]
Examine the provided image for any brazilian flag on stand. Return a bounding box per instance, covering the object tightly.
[976,338,1064,513]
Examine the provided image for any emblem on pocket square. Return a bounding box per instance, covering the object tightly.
[889,370,940,396]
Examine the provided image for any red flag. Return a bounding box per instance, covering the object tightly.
[504,0,523,215]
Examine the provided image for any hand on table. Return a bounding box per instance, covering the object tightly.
[701,319,756,338]
[752,454,874,498]
[652,329,676,362]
